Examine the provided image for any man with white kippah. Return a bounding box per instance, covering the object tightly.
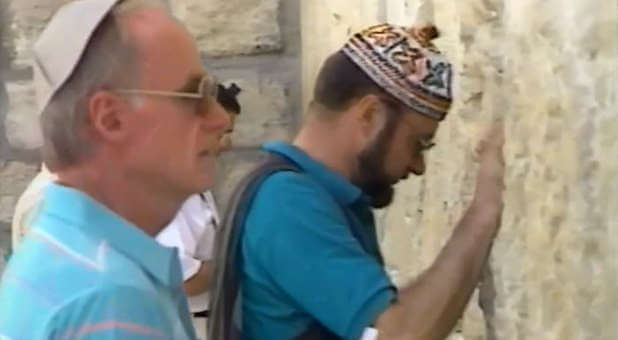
[0,0,229,339]
[8,80,241,338]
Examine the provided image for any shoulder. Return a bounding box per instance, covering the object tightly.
[248,171,341,222]
[256,170,331,201]
[243,171,348,251]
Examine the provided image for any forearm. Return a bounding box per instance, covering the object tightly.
[183,260,214,296]
[377,202,501,340]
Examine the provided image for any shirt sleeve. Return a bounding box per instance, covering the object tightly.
[42,285,178,339]
[177,251,203,281]
[243,172,396,339]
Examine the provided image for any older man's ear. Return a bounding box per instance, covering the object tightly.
[87,91,134,143]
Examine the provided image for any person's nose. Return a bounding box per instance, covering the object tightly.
[410,154,426,176]
[202,101,231,133]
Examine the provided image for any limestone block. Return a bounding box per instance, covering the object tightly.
[5,80,42,150]
[0,161,38,225]
[301,0,382,107]
[7,0,281,65]
[221,77,292,148]
[7,0,72,70]
[170,0,282,57]
[0,161,37,266]
[0,1,13,71]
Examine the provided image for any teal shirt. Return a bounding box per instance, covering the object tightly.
[241,142,396,339]
[0,183,197,339]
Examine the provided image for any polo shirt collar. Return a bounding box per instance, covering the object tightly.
[263,141,365,206]
[43,183,182,287]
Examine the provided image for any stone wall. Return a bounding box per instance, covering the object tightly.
[0,0,301,266]
[303,1,617,339]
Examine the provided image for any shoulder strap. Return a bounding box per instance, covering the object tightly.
[208,154,300,340]
[292,325,342,340]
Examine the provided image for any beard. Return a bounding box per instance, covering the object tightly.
[353,117,399,209]
[356,152,394,208]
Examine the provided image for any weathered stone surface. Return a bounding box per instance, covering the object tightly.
[7,0,282,63]
[170,0,282,57]
[301,0,382,108]
[221,77,292,148]
[0,162,38,224]
[304,1,618,339]
[0,162,38,257]
[0,0,13,72]
[7,0,72,70]
[5,80,41,150]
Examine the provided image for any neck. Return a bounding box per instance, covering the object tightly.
[293,115,355,180]
[56,161,184,237]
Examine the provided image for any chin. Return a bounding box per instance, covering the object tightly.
[196,174,215,193]
[370,186,395,209]
[197,158,217,187]
[177,170,214,195]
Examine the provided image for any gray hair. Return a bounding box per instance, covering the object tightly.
[40,0,167,171]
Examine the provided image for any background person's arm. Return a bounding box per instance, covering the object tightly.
[183,260,214,296]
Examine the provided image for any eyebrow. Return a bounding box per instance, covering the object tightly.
[175,74,205,93]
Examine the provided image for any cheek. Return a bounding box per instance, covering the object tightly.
[383,145,407,175]
[126,115,167,154]
[134,115,198,161]
[385,132,411,169]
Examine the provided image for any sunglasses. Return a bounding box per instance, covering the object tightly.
[114,74,219,115]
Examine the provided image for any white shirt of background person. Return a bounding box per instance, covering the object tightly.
[156,191,219,313]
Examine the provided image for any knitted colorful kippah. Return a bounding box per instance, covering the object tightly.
[342,24,453,120]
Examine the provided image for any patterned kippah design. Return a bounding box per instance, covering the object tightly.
[342,24,453,121]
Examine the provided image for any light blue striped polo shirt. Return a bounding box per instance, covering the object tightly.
[0,183,197,339]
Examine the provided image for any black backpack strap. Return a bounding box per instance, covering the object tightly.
[208,154,300,340]
[292,325,342,340]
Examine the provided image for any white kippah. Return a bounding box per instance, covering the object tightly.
[33,0,120,115]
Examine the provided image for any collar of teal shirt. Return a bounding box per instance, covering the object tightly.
[263,141,371,206]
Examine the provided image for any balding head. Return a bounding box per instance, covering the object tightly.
[39,0,170,171]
